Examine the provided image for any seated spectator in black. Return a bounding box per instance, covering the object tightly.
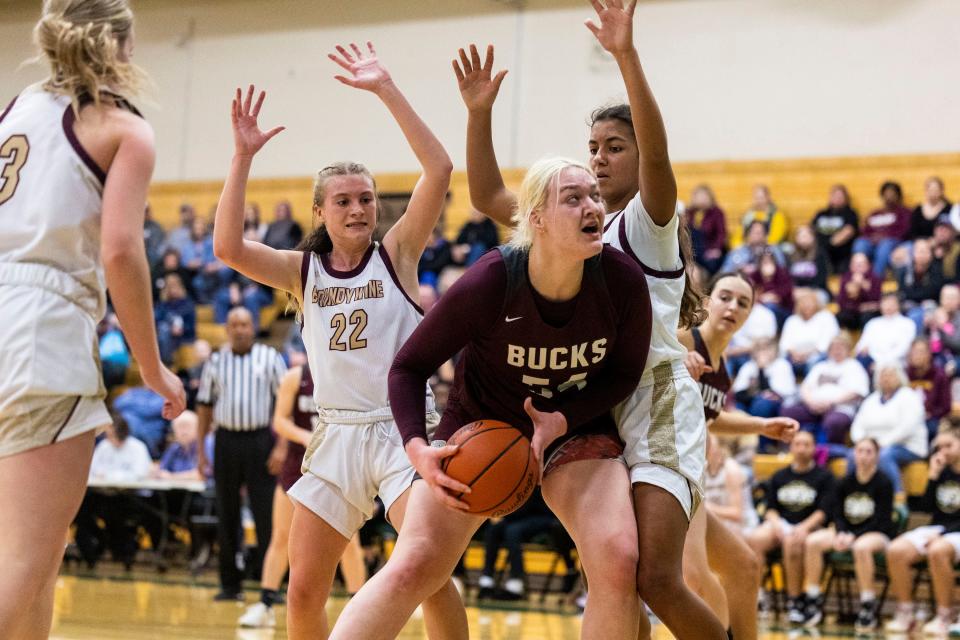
[811,184,859,274]
[476,488,574,600]
[152,247,197,301]
[731,183,789,248]
[897,238,944,333]
[165,203,196,258]
[786,225,830,300]
[906,338,951,441]
[451,208,498,266]
[262,200,303,250]
[779,288,839,377]
[98,313,130,391]
[417,226,452,289]
[910,176,952,240]
[212,267,273,332]
[883,426,960,635]
[852,181,912,277]
[74,414,153,569]
[243,202,267,242]
[928,284,960,376]
[181,217,218,302]
[800,438,894,631]
[155,273,197,366]
[685,184,727,275]
[721,220,786,276]
[112,386,169,459]
[143,204,166,269]
[931,219,960,281]
[836,253,882,330]
[751,250,793,328]
[746,431,835,625]
[733,338,796,421]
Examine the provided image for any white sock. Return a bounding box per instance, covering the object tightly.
[860,590,876,603]
[806,585,821,599]
[478,575,495,589]
[897,602,914,616]
[504,578,524,595]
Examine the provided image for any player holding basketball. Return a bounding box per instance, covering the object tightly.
[454,1,726,637]
[212,43,465,639]
[326,156,653,640]
[0,1,185,637]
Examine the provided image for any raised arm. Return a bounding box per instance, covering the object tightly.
[213,86,302,295]
[453,44,517,226]
[273,367,311,448]
[328,42,453,288]
[586,0,677,225]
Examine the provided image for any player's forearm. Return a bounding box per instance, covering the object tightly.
[710,410,763,435]
[376,82,453,180]
[466,108,515,226]
[213,155,253,264]
[274,415,306,447]
[103,247,163,378]
[197,405,213,443]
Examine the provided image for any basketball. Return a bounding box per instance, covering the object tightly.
[440,420,537,517]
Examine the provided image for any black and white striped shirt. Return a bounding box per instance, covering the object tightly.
[197,343,287,431]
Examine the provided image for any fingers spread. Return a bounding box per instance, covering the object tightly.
[483,44,495,71]
[335,44,355,63]
[350,42,363,58]
[366,40,377,56]
[458,48,472,73]
[329,52,353,72]
[252,90,266,118]
[452,59,465,82]
[469,43,482,69]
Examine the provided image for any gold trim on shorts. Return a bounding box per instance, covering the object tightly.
[648,361,681,473]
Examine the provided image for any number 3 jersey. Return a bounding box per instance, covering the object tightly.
[299,243,435,414]
[390,245,652,446]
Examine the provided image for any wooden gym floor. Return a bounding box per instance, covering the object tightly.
[49,572,861,640]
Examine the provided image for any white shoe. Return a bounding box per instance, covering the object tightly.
[885,610,914,634]
[238,602,276,628]
[924,616,950,638]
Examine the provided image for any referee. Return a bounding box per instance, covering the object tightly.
[197,307,287,600]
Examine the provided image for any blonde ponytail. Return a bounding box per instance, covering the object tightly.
[33,0,147,110]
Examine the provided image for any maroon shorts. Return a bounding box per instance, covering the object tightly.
[542,428,625,479]
[279,443,306,492]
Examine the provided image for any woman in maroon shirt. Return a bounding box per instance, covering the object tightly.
[327,157,653,640]
[852,181,912,277]
[685,184,727,275]
[837,252,883,330]
[907,338,951,440]
[751,250,794,328]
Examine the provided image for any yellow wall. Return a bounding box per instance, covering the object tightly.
[149,152,960,241]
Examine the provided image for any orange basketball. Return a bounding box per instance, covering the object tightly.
[440,419,537,517]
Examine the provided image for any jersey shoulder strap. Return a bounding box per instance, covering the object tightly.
[496,244,528,303]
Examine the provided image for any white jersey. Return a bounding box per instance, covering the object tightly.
[704,458,760,530]
[0,84,110,321]
[299,243,435,414]
[603,194,687,384]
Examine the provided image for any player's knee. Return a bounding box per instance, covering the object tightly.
[636,561,684,606]
[381,555,449,599]
[851,538,873,557]
[584,535,638,594]
[887,539,912,562]
[928,539,955,562]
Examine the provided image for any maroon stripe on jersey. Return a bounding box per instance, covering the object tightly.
[378,244,424,315]
[603,210,622,233]
[300,251,311,299]
[617,213,685,279]
[61,106,107,186]
[0,96,16,124]
[320,242,375,279]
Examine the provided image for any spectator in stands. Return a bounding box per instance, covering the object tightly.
[746,431,835,625]
[112,386,169,460]
[98,313,130,392]
[477,488,573,601]
[909,176,952,240]
[897,237,944,332]
[855,293,917,371]
[811,184,859,274]
[726,302,778,376]
[181,217,217,302]
[685,184,727,275]
[733,338,796,421]
[703,434,758,534]
[799,438,895,631]
[852,181,912,277]
[779,288,839,377]
[721,220,785,276]
[166,203,197,258]
[451,208,499,266]
[751,251,793,328]
[731,184,788,248]
[848,362,928,496]
[154,410,203,480]
[931,219,960,281]
[928,284,960,376]
[262,200,303,250]
[213,269,274,331]
[155,273,197,366]
[243,202,267,242]
[781,333,869,451]
[836,253,882,330]
[74,414,153,569]
[143,204,166,269]
[786,225,830,300]
[884,426,960,635]
[152,247,197,301]
[906,338,951,441]
[417,226,452,289]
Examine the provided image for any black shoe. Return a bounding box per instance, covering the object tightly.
[855,600,878,633]
[804,595,826,627]
[477,586,495,599]
[787,596,808,625]
[491,588,524,601]
[213,590,244,602]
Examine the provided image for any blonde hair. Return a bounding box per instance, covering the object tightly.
[509,157,593,249]
[33,0,146,110]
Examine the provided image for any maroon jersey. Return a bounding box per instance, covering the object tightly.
[692,327,731,423]
[280,364,315,492]
[390,245,652,445]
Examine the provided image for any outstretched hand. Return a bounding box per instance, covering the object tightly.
[231,85,285,158]
[452,44,508,112]
[585,0,638,56]
[329,41,394,94]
